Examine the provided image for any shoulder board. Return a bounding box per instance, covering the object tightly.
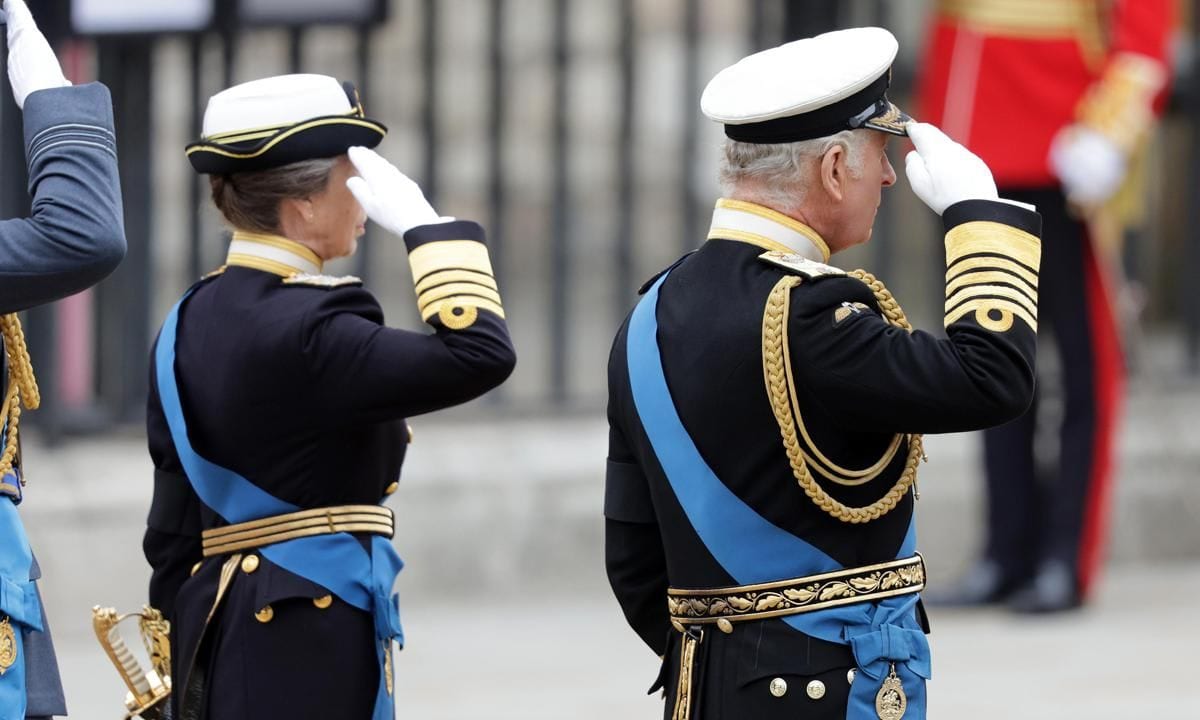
[757,251,846,280]
[281,273,363,289]
[637,251,695,295]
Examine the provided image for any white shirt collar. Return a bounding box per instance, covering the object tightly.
[225,230,324,277]
[706,198,831,262]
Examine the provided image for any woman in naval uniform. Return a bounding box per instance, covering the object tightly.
[142,74,515,719]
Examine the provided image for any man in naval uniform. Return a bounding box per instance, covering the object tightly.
[0,1,126,718]
[605,28,1042,719]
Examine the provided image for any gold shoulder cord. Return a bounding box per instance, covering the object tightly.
[0,313,40,483]
[762,270,924,524]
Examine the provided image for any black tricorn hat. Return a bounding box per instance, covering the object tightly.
[186,74,387,174]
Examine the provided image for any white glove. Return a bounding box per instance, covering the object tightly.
[904,122,999,215]
[1049,125,1127,206]
[4,0,70,110]
[346,146,453,237]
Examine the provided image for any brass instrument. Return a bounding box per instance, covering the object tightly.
[91,605,172,719]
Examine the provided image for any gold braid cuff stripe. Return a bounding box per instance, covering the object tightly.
[762,272,924,523]
[668,555,926,624]
[947,255,1039,290]
[943,223,1041,332]
[201,505,394,557]
[944,222,1041,273]
[946,283,1037,319]
[408,240,505,324]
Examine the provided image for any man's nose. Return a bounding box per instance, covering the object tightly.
[881,154,897,187]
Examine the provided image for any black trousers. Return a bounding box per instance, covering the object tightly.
[981,187,1123,598]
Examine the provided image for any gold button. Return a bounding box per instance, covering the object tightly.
[806,679,826,700]
[190,561,202,576]
[406,424,413,444]
[384,481,399,496]
[240,555,260,574]
[716,618,733,634]
[847,668,857,685]
[255,605,274,623]
[312,594,333,609]
[769,677,787,698]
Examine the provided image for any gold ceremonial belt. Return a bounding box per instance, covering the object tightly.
[667,554,926,628]
[201,505,394,557]
[938,0,1097,36]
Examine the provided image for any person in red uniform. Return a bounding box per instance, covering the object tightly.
[916,0,1174,612]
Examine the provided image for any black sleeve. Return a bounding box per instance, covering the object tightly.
[604,334,670,656]
[789,200,1042,435]
[0,83,125,313]
[144,346,203,619]
[302,221,516,424]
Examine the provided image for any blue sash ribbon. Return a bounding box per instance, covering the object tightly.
[627,274,930,719]
[0,481,40,719]
[157,294,404,720]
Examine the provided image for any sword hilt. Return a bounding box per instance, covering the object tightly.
[92,605,172,720]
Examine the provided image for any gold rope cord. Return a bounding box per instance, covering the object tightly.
[762,271,924,523]
[671,630,701,720]
[0,313,39,483]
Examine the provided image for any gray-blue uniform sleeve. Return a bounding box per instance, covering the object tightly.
[0,82,125,313]
[2,82,125,720]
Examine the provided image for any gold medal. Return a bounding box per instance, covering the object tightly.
[0,616,16,675]
[874,662,907,720]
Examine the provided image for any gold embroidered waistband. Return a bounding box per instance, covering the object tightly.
[668,554,926,625]
[201,505,394,557]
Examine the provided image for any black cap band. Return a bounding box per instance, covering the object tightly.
[723,71,894,144]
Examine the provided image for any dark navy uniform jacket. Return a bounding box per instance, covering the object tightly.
[0,82,124,719]
[144,221,514,719]
[606,197,1041,719]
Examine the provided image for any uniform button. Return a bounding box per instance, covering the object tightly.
[847,668,857,685]
[768,678,787,697]
[312,594,333,609]
[406,424,414,444]
[190,561,202,576]
[716,618,733,634]
[241,555,260,574]
[255,605,274,623]
[806,680,826,700]
[384,481,399,496]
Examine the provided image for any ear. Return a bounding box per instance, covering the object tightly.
[280,196,314,223]
[819,143,847,203]
[276,197,312,239]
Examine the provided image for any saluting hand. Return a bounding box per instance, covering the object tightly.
[3,0,70,109]
[346,146,454,237]
[904,122,998,216]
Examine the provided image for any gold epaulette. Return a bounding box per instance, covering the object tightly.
[757,251,845,280]
[281,273,363,289]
